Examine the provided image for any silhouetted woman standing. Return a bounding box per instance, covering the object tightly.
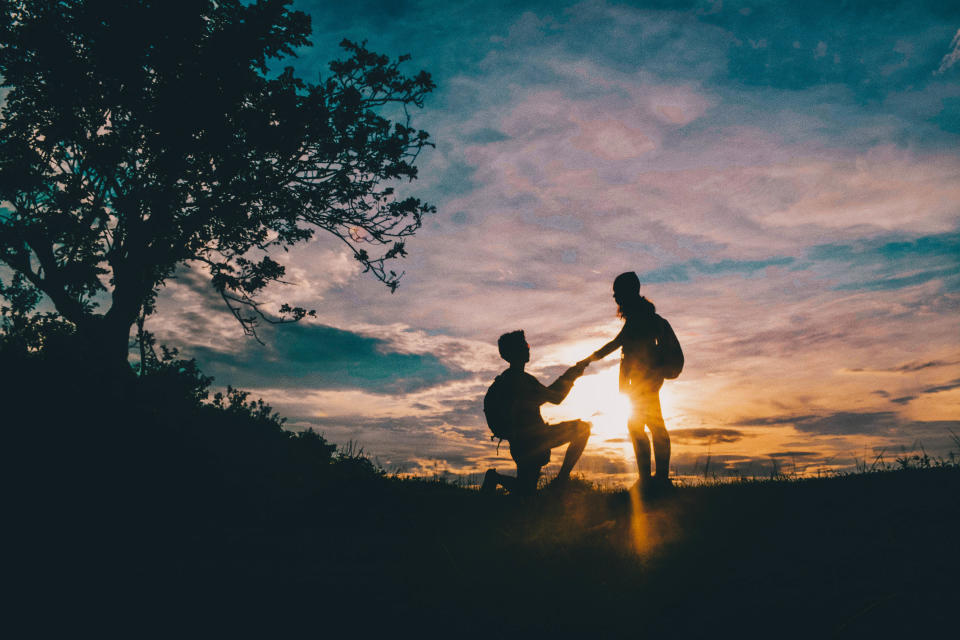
[589,272,672,489]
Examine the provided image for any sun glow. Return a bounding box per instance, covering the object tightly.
[541,367,634,455]
[540,365,687,472]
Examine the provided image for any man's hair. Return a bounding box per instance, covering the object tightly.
[498,330,527,363]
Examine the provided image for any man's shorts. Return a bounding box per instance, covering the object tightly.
[509,420,585,468]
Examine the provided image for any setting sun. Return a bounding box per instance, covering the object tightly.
[543,367,635,459]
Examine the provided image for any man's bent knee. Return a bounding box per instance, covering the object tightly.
[576,420,591,438]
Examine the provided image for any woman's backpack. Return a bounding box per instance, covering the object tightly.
[656,316,684,379]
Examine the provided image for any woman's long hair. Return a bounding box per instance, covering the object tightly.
[617,292,656,320]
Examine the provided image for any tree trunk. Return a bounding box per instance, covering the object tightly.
[72,315,136,382]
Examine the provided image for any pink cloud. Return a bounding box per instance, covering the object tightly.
[572,119,656,160]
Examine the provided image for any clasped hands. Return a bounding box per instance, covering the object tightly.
[564,352,600,379]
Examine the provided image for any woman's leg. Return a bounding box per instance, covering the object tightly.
[646,393,671,481]
[628,398,652,482]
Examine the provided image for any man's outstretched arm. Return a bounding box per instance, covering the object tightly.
[543,360,590,404]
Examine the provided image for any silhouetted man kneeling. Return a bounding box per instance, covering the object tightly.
[481,330,592,495]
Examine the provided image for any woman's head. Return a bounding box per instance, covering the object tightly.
[613,272,640,297]
[612,271,654,318]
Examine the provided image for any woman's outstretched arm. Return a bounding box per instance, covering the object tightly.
[590,332,622,362]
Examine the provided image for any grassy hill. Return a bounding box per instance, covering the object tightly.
[54,463,956,637]
[187,469,959,637]
[5,345,958,637]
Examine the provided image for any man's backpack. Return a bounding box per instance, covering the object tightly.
[483,373,515,441]
[656,316,684,379]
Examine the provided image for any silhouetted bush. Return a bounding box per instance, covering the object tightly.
[1,334,383,533]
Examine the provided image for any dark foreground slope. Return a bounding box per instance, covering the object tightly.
[5,351,958,637]
[151,470,959,638]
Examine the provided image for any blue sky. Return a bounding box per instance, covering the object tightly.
[146,0,960,483]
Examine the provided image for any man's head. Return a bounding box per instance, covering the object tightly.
[498,330,530,365]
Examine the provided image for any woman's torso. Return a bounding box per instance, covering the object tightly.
[618,313,663,392]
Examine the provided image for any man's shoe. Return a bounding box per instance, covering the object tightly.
[481,468,498,494]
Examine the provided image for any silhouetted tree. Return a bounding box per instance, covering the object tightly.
[0,271,73,352]
[0,0,435,368]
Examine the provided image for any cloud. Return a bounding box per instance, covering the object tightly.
[797,230,960,300]
[936,28,960,74]
[640,256,796,283]
[767,451,819,458]
[743,411,902,436]
[736,415,819,427]
[464,128,511,144]
[835,268,959,292]
[572,119,656,161]
[188,322,470,394]
[888,378,960,407]
[898,360,959,373]
[698,1,960,95]
[732,411,935,437]
[846,358,960,374]
[669,428,748,445]
[818,230,960,290]
[759,149,960,233]
[923,378,960,394]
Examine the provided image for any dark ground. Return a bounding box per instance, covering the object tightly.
[6,351,958,637]
[25,467,959,638]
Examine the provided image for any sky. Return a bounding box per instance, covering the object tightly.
[150,0,960,485]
